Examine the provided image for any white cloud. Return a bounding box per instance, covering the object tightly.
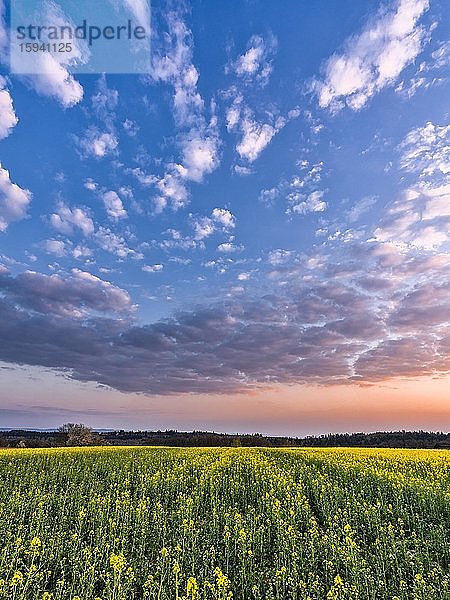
[267,249,293,266]
[410,225,447,249]
[192,216,215,241]
[128,168,156,186]
[94,227,140,259]
[72,245,93,259]
[152,196,167,214]
[77,129,119,159]
[23,54,84,107]
[236,118,281,162]
[421,184,450,219]
[431,41,450,69]
[0,77,18,139]
[226,97,242,131]
[102,191,127,221]
[152,14,205,128]
[172,75,204,128]
[151,13,221,209]
[179,134,220,182]
[156,172,188,211]
[42,239,67,257]
[142,263,163,273]
[119,186,133,199]
[348,195,377,222]
[235,38,265,76]
[123,0,150,30]
[226,92,286,164]
[169,256,191,265]
[259,186,279,204]
[77,79,119,158]
[217,242,243,253]
[84,179,98,191]
[259,161,327,212]
[123,118,139,136]
[374,199,419,244]
[91,77,119,124]
[313,0,430,112]
[396,39,450,99]
[398,121,450,179]
[291,161,324,188]
[288,190,327,215]
[288,107,302,119]
[212,208,235,229]
[374,184,450,250]
[0,164,32,232]
[230,34,277,86]
[150,129,218,210]
[237,272,251,281]
[50,203,94,236]
[233,165,254,176]
[191,208,236,241]
[17,3,85,107]
[159,228,203,251]
[395,75,428,98]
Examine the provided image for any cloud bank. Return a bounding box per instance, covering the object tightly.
[1,212,449,394]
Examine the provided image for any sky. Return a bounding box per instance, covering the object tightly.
[0,0,449,435]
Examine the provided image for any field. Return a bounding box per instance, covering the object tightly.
[0,447,449,600]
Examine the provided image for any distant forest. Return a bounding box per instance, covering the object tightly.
[1,426,450,449]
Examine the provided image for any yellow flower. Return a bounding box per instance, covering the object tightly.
[11,571,24,587]
[186,577,199,599]
[214,567,231,591]
[30,536,42,550]
[172,561,180,574]
[109,553,126,573]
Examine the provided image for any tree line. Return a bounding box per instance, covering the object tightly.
[1,424,450,449]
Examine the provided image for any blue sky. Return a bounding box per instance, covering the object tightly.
[0,0,450,432]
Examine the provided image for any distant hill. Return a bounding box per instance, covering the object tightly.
[1,428,449,449]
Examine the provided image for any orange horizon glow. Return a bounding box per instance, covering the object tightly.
[1,365,449,435]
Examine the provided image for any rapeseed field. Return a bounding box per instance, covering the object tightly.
[0,447,449,599]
